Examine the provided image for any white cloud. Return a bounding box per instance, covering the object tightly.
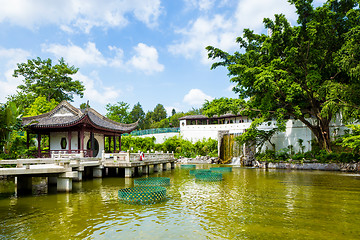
[128,43,164,74]
[227,84,236,92]
[165,106,181,117]
[75,71,120,105]
[0,0,162,33]
[108,46,125,68]
[168,14,237,64]
[234,0,297,32]
[0,48,31,102]
[183,89,213,106]
[42,42,108,67]
[42,42,163,74]
[169,0,298,64]
[184,0,216,11]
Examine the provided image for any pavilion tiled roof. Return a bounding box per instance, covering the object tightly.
[22,101,138,133]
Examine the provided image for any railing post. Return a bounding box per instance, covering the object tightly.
[126,150,130,162]
[102,150,105,161]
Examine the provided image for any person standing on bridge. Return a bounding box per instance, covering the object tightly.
[139,152,144,161]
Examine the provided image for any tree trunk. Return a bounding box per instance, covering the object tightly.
[308,122,332,152]
[298,116,332,152]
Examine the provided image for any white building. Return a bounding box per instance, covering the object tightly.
[179,114,346,154]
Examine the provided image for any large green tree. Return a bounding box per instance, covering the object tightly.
[130,102,145,129]
[0,102,22,153]
[24,96,58,117]
[152,104,167,122]
[203,97,245,117]
[207,0,360,152]
[105,101,131,123]
[11,57,85,109]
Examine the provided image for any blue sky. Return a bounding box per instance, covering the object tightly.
[0,0,326,116]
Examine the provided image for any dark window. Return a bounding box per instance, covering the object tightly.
[87,138,99,157]
[60,137,67,149]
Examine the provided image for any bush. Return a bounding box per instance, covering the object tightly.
[120,135,218,159]
[291,153,305,160]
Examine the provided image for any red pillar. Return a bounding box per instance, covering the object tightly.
[37,133,41,158]
[119,135,122,152]
[68,131,72,153]
[26,131,30,149]
[80,129,84,153]
[113,135,116,153]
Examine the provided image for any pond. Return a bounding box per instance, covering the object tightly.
[1,166,360,239]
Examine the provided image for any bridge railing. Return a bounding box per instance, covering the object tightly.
[101,150,175,163]
[51,150,93,158]
[0,158,72,169]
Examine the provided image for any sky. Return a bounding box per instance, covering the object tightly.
[0,0,326,116]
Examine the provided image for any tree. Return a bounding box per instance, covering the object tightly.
[12,57,85,104]
[152,104,167,122]
[203,97,245,117]
[187,107,203,115]
[171,108,176,116]
[339,124,360,153]
[207,0,360,152]
[0,102,22,153]
[80,102,90,110]
[130,102,145,128]
[105,101,131,123]
[24,96,58,117]
[170,112,186,127]
[236,118,280,151]
[143,111,154,129]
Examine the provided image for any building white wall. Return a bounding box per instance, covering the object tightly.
[180,118,348,153]
[50,131,104,158]
[137,132,180,144]
[50,132,79,151]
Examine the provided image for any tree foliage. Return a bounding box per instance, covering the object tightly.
[105,101,131,123]
[130,102,145,129]
[152,104,167,122]
[24,96,58,117]
[207,0,360,152]
[236,118,280,151]
[339,124,360,152]
[121,135,217,158]
[203,97,246,117]
[12,57,84,105]
[0,102,22,153]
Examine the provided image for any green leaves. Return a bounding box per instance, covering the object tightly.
[24,96,58,117]
[0,102,22,148]
[203,97,245,117]
[206,0,360,152]
[339,124,360,152]
[13,57,84,103]
[105,101,131,124]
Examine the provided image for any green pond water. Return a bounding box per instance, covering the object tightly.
[1,166,360,239]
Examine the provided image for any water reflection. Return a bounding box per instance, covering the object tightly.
[0,167,360,239]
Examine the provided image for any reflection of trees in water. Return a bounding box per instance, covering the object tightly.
[0,178,16,199]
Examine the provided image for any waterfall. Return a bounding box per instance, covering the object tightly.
[229,157,241,165]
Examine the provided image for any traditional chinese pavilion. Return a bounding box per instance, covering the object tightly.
[22,101,138,158]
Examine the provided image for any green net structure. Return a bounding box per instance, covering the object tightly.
[118,186,167,205]
[195,172,223,182]
[181,164,196,169]
[210,167,233,172]
[134,177,170,186]
[189,169,211,175]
